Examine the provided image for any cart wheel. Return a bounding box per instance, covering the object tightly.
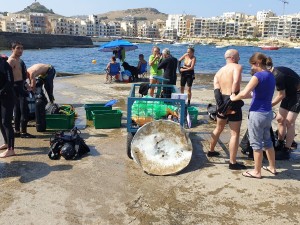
[127,132,135,159]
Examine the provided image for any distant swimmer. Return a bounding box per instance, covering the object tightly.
[27,63,56,103]
[208,49,246,170]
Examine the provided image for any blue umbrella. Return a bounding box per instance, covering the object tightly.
[99,39,138,52]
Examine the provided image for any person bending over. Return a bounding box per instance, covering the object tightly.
[269,65,300,156]
[27,63,56,103]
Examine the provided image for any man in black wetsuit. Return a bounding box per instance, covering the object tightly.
[0,55,15,158]
[271,66,300,154]
[157,48,178,98]
[8,41,35,139]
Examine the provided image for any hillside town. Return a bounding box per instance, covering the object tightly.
[0,2,300,43]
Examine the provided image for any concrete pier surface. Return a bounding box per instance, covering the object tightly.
[0,74,299,225]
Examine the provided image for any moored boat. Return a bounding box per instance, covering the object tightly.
[260,46,280,50]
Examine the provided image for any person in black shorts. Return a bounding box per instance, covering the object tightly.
[0,55,15,158]
[178,47,196,106]
[270,64,300,152]
[7,41,35,139]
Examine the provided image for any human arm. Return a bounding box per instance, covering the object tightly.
[149,54,160,66]
[231,65,242,94]
[272,90,285,107]
[157,58,167,70]
[230,76,258,101]
[178,53,188,62]
[180,57,196,72]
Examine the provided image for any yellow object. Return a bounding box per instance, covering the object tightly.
[92,59,97,64]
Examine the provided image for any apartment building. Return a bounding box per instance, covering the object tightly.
[29,13,47,34]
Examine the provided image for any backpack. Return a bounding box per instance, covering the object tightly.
[48,127,90,160]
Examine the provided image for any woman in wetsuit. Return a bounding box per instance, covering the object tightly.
[178,47,196,106]
[0,55,15,158]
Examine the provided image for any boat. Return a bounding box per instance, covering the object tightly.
[172,42,190,46]
[260,46,280,50]
[294,46,300,49]
[215,45,229,48]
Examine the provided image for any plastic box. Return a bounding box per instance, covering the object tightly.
[187,106,198,127]
[92,110,122,129]
[84,104,112,120]
[46,111,75,130]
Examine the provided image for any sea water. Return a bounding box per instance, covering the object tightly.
[1,42,299,78]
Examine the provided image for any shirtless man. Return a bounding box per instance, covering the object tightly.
[208,49,246,170]
[7,41,35,139]
[27,63,56,103]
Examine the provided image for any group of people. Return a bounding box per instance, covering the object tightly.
[148,46,196,105]
[0,41,56,158]
[208,49,299,179]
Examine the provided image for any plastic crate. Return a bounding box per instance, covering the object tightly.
[84,104,112,120]
[46,111,75,130]
[92,109,122,129]
[188,106,198,127]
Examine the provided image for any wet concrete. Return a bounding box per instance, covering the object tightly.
[0,74,299,225]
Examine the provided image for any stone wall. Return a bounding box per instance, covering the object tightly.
[0,32,93,49]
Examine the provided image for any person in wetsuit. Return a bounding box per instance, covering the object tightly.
[178,47,196,106]
[270,65,300,154]
[208,49,246,170]
[7,41,35,139]
[27,63,56,103]
[0,55,15,158]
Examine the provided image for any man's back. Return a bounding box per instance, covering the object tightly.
[215,63,242,95]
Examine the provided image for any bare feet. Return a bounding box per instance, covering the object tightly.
[0,144,8,150]
[0,149,16,158]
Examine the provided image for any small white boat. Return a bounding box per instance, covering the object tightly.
[173,42,190,46]
[215,45,229,48]
[294,46,300,49]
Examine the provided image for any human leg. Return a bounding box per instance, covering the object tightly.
[276,107,288,141]
[208,117,227,155]
[0,97,14,150]
[242,149,263,178]
[265,147,276,174]
[19,95,35,138]
[14,96,21,134]
[228,120,242,164]
[285,111,298,148]
[44,67,56,102]
[149,78,157,97]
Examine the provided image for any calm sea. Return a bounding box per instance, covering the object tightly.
[1,42,300,78]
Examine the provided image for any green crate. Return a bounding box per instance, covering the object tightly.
[46,111,75,130]
[188,106,198,126]
[84,104,112,120]
[92,110,122,129]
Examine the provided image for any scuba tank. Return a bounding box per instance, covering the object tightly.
[35,78,46,132]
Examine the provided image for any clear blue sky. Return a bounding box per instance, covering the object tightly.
[2,0,300,17]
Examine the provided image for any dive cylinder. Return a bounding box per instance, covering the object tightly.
[35,78,46,132]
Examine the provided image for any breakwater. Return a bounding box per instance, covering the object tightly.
[0,32,93,49]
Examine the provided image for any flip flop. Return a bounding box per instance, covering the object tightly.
[242,171,262,179]
[262,166,278,175]
[0,145,8,150]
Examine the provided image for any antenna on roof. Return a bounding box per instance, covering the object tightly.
[280,0,289,15]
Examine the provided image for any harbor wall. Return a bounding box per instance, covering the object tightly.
[0,32,93,49]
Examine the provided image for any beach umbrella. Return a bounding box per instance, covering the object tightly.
[99,39,138,52]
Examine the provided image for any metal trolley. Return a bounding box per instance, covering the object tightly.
[126,83,186,159]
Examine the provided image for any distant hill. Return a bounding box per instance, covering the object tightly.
[16,1,55,14]
[96,8,168,21]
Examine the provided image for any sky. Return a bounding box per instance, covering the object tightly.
[1,0,300,17]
